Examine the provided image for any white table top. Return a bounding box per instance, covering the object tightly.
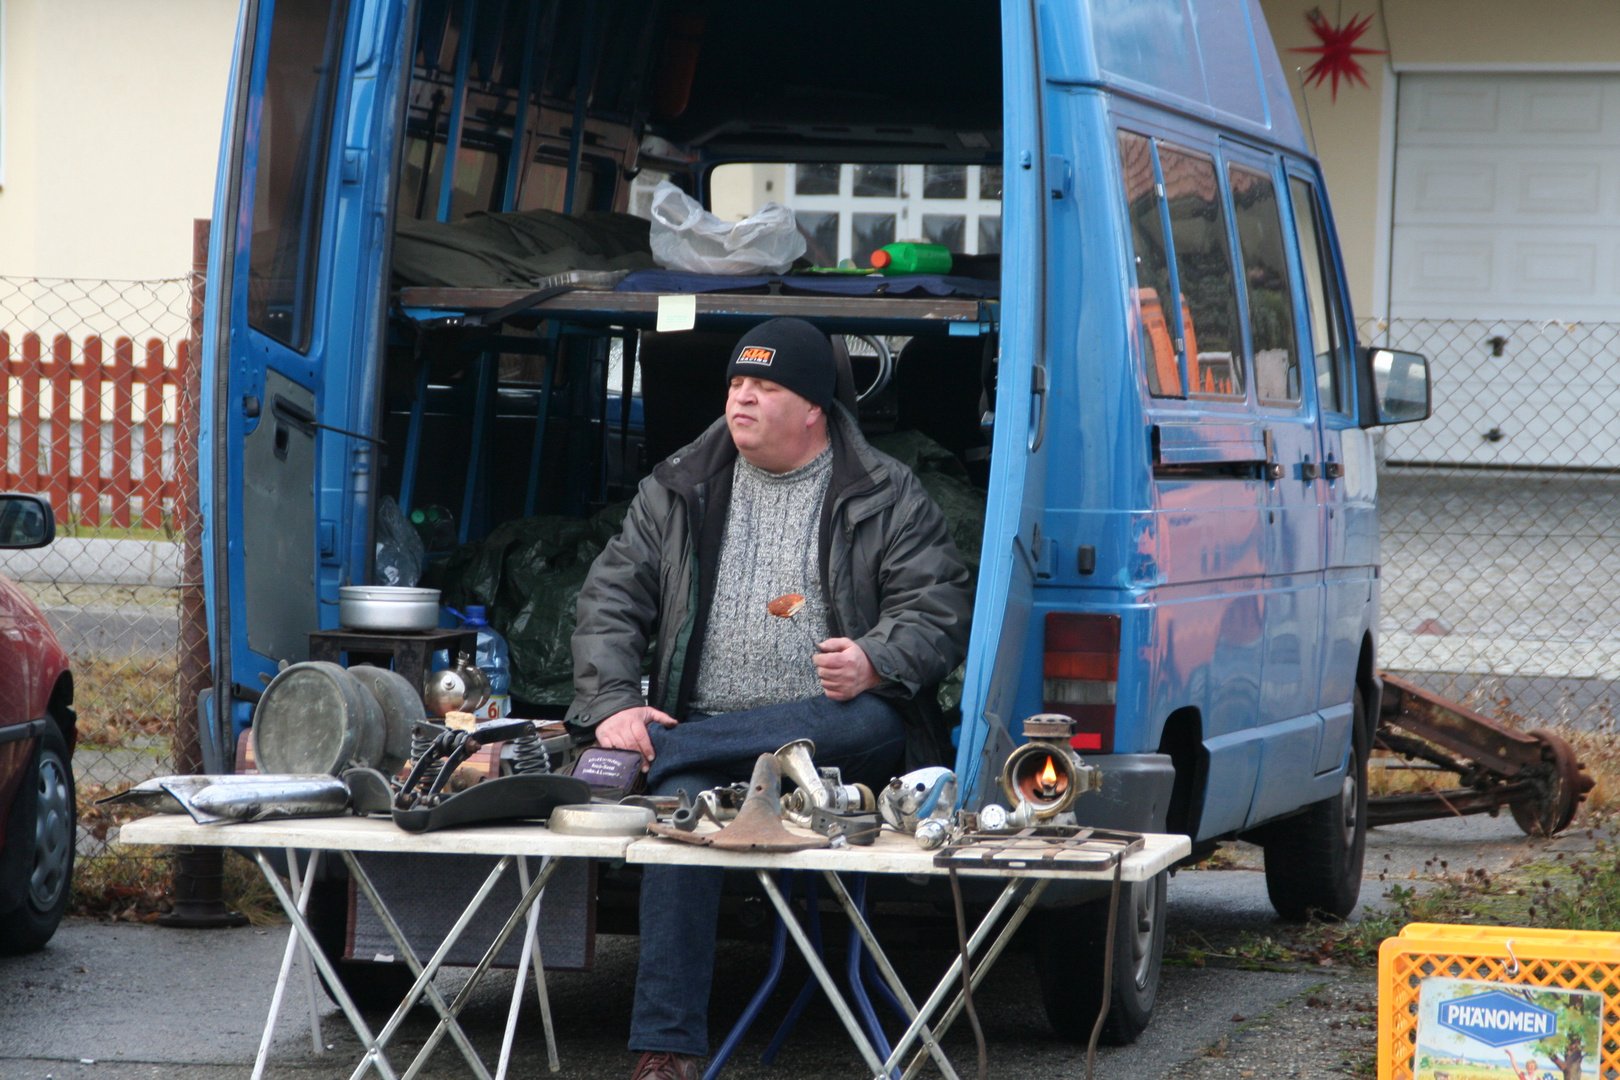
[119,813,1190,882]
[118,813,639,861]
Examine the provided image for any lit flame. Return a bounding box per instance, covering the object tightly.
[1040,755,1058,786]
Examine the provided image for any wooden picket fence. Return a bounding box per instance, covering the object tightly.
[0,330,188,529]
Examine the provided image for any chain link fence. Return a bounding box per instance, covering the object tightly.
[0,275,200,913]
[1366,317,1620,732]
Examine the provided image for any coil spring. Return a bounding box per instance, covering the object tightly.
[411,731,436,762]
[510,731,551,774]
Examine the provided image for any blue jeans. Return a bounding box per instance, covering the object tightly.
[628,692,906,1057]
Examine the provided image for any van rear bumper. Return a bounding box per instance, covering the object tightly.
[1071,752,1175,833]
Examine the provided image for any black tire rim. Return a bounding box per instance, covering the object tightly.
[1130,878,1159,990]
[30,750,73,910]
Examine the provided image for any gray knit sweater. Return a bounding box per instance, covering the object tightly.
[688,446,833,714]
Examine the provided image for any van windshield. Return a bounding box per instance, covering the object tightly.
[704,163,1003,270]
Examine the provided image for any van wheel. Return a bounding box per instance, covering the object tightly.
[1262,687,1369,921]
[0,722,76,955]
[1033,870,1166,1045]
[306,875,418,1011]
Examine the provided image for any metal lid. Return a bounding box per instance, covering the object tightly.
[547,803,654,836]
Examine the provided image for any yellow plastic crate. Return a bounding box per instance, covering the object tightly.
[1379,922,1620,1079]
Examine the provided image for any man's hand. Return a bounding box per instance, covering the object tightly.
[814,638,880,701]
[593,706,679,770]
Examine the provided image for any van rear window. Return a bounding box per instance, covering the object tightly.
[245,0,349,353]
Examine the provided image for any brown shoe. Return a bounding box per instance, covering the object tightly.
[630,1051,701,1080]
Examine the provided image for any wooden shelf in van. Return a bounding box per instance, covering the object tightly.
[396,287,991,333]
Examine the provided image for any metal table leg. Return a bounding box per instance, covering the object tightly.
[400,852,565,1080]
[704,871,794,1080]
[251,850,401,1080]
[286,848,326,1056]
[251,849,324,1080]
[497,855,559,1078]
[760,873,826,1065]
[755,870,889,1080]
[895,877,1052,1080]
[343,852,517,1080]
[820,872,959,1080]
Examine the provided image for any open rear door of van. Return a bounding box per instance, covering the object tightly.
[202,0,404,751]
[953,0,1054,805]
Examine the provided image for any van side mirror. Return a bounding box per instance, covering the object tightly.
[1360,347,1431,427]
[0,493,54,549]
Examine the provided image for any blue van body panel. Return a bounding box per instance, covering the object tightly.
[1041,0,1307,156]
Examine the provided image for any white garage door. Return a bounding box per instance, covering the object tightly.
[1385,73,1620,467]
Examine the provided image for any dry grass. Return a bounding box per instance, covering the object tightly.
[74,656,178,749]
[70,844,285,927]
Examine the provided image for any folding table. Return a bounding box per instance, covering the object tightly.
[120,815,1188,1080]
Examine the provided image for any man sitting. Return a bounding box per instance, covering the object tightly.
[568,316,974,1080]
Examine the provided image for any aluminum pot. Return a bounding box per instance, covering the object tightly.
[337,585,440,631]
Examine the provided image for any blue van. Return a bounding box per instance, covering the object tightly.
[200,0,1430,1043]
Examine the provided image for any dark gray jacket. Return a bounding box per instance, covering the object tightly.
[566,405,974,768]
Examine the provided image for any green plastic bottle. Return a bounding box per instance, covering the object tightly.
[869,242,953,276]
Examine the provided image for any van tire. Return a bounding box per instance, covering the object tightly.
[1033,870,1166,1045]
[306,875,419,1011]
[1262,687,1369,921]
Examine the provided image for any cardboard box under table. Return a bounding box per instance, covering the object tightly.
[121,815,1187,1080]
[1379,922,1620,1080]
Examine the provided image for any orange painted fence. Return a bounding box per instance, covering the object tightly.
[0,330,189,530]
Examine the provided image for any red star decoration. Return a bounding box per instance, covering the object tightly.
[1291,8,1386,101]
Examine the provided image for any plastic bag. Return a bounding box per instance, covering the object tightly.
[374,495,425,587]
[648,180,806,275]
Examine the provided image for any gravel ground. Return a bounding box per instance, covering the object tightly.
[1161,973,1378,1080]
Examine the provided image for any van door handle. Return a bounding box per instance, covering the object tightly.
[1028,364,1048,452]
[1262,430,1284,481]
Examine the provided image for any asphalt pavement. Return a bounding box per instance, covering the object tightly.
[1,814,1593,1080]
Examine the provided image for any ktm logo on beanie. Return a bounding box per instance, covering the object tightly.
[735,346,775,366]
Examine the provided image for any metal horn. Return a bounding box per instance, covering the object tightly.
[775,738,831,826]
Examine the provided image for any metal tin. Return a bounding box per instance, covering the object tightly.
[344,664,424,774]
[337,585,441,631]
[255,661,386,776]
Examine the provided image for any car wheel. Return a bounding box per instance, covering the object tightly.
[1034,870,1167,1046]
[306,874,419,1011]
[1262,686,1369,921]
[0,721,76,954]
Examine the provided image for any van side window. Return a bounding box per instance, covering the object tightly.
[1289,177,1349,415]
[1117,131,1182,397]
[1229,166,1299,404]
[245,0,350,353]
[1159,147,1244,399]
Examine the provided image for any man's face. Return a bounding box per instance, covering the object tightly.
[725,376,820,462]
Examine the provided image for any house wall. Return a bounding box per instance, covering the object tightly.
[1257,0,1620,319]
[0,0,239,279]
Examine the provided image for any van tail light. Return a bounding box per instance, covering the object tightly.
[1042,612,1119,753]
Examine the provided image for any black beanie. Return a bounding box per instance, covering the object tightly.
[725,318,835,410]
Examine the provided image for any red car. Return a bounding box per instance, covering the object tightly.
[0,493,76,953]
